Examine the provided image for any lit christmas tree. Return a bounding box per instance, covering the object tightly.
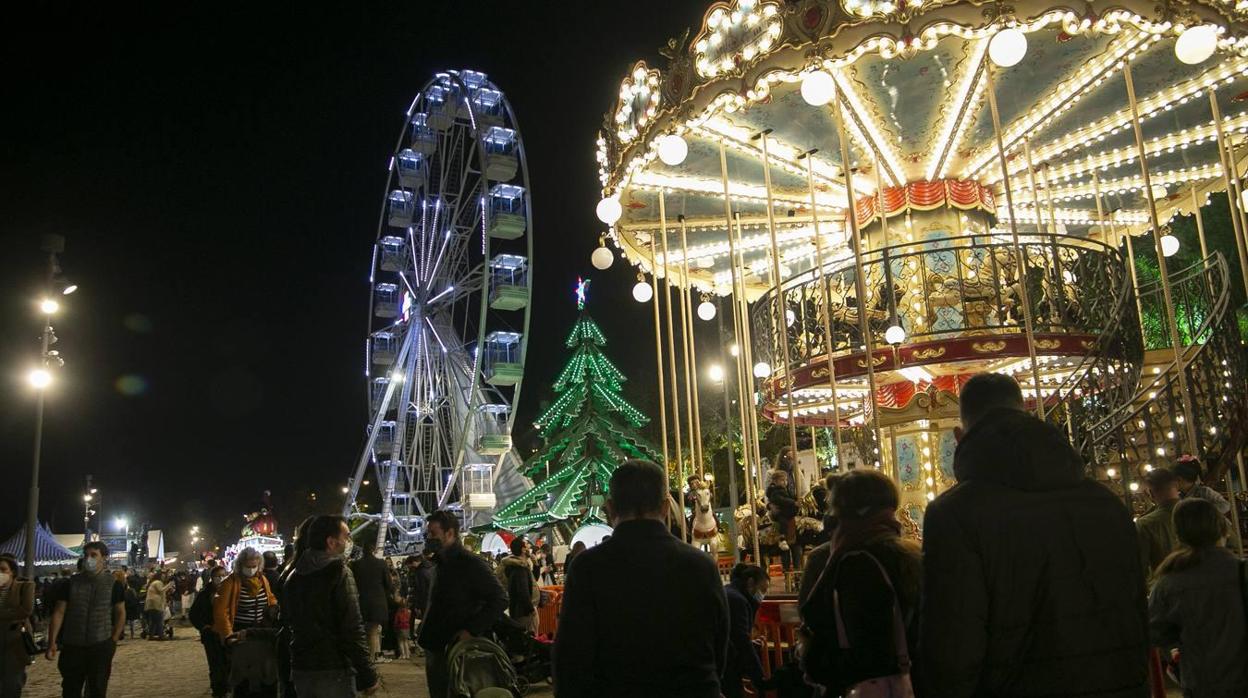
[491,279,662,532]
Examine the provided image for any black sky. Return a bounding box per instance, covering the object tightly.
[0,3,714,551]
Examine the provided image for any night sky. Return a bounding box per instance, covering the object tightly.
[0,3,717,554]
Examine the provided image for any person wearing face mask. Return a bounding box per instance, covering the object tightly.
[553,460,729,698]
[143,571,170,641]
[721,564,773,698]
[44,541,125,698]
[0,553,35,697]
[285,515,379,697]
[417,509,508,698]
[189,566,230,697]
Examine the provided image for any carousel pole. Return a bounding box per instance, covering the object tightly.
[804,154,845,461]
[1223,136,1248,261]
[658,191,688,542]
[1191,188,1210,263]
[1094,172,1148,343]
[716,295,741,562]
[830,83,883,464]
[875,163,891,249]
[986,66,1046,419]
[719,142,763,565]
[1209,90,1248,298]
[758,132,802,490]
[734,213,769,497]
[674,216,700,481]
[679,217,707,478]
[647,235,671,490]
[1124,60,1200,451]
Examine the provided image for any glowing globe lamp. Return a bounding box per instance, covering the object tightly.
[989,28,1028,68]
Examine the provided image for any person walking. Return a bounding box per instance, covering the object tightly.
[348,537,393,663]
[1172,457,1231,515]
[721,564,771,698]
[284,515,379,697]
[418,510,507,698]
[1148,498,1248,697]
[212,548,279,697]
[189,564,230,698]
[1137,468,1182,583]
[44,542,126,698]
[0,553,35,698]
[143,571,169,641]
[498,538,538,632]
[261,552,281,596]
[276,515,315,698]
[920,373,1149,697]
[554,459,729,698]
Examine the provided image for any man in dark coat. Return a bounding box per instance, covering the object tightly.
[554,459,729,698]
[920,373,1149,697]
[417,510,508,698]
[350,537,393,662]
[722,564,771,698]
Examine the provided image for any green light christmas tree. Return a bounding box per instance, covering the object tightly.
[491,279,662,533]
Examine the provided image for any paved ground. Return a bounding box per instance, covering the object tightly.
[22,621,555,698]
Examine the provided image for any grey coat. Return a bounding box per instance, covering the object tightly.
[1149,546,1248,698]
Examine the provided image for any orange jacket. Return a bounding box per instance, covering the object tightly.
[211,572,276,638]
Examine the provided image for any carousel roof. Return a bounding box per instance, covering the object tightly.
[596,0,1248,296]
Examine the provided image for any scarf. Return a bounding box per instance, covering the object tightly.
[829,507,902,559]
[241,573,264,596]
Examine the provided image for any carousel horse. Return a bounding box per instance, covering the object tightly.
[689,484,719,555]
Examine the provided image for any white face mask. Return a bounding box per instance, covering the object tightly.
[341,539,355,559]
[240,566,258,578]
[0,572,11,587]
[83,557,101,573]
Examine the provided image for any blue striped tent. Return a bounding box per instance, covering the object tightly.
[0,521,79,567]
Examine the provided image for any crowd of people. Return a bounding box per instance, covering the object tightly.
[1,371,1246,698]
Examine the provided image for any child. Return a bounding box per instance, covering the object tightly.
[393,600,412,659]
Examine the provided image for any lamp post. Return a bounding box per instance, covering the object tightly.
[82,476,98,548]
[23,234,71,577]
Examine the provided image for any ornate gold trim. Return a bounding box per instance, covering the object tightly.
[912,346,946,360]
[971,340,1007,353]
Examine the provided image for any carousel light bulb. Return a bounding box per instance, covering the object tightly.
[1150,183,1168,200]
[1106,467,1117,478]
[989,28,1028,68]
[590,245,614,270]
[753,361,772,378]
[1129,482,1140,492]
[729,343,740,357]
[785,309,796,327]
[1160,234,1180,257]
[884,324,906,345]
[1175,25,1218,65]
[632,280,654,303]
[596,196,623,226]
[656,134,688,166]
[800,70,836,107]
[708,364,725,383]
[697,300,717,321]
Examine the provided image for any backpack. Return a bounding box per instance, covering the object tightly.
[446,636,519,698]
[188,588,214,631]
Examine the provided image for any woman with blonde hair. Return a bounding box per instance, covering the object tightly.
[1149,497,1248,697]
[212,548,278,697]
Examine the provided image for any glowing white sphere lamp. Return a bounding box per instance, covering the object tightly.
[708,364,725,383]
[753,361,772,378]
[800,70,836,107]
[571,522,614,549]
[1150,183,1168,200]
[657,134,689,166]
[39,298,60,314]
[989,28,1028,68]
[884,324,907,345]
[697,300,717,321]
[1175,25,1218,65]
[1160,234,1181,257]
[28,368,52,389]
[591,245,614,270]
[596,196,623,226]
[632,280,654,303]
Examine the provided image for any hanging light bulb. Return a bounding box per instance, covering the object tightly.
[884,324,906,345]
[632,277,653,303]
[988,28,1028,67]
[697,300,717,321]
[1160,234,1181,257]
[1175,25,1218,65]
[596,196,623,225]
[656,134,688,166]
[1149,183,1168,200]
[800,70,835,106]
[591,244,614,270]
[753,361,772,378]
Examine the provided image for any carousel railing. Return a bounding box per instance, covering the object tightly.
[1086,253,1248,483]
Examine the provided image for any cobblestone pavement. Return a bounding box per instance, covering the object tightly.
[21,621,554,698]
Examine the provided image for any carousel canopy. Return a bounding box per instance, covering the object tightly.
[0,522,80,568]
[596,0,1248,297]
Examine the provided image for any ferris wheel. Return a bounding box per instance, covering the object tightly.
[344,69,534,552]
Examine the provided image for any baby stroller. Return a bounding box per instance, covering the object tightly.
[492,616,552,694]
[446,635,520,698]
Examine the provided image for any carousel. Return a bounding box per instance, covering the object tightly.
[591,0,1248,560]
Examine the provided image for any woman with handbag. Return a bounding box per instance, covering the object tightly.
[0,553,36,698]
[798,469,921,697]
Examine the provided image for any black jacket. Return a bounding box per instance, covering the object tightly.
[554,519,729,698]
[283,551,378,691]
[349,554,393,626]
[405,563,434,616]
[765,484,798,520]
[920,408,1149,697]
[722,582,766,691]
[499,556,535,619]
[416,541,507,652]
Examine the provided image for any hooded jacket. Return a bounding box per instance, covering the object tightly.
[497,555,537,619]
[282,550,377,691]
[920,408,1149,698]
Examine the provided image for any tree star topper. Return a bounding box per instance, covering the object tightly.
[575,277,590,309]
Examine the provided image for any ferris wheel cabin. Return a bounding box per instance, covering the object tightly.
[483,127,519,181]
[386,190,415,228]
[487,184,527,240]
[396,149,426,190]
[482,330,523,386]
[489,254,529,311]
